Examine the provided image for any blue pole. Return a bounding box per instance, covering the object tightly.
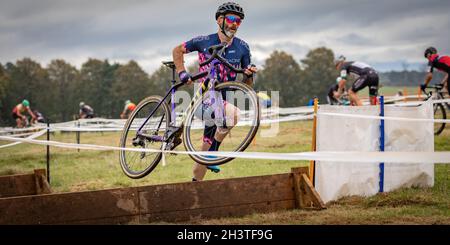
[379,96,385,193]
[171,68,176,124]
[46,120,50,184]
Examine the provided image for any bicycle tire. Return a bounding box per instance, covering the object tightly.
[434,103,446,135]
[182,82,260,166]
[119,96,171,179]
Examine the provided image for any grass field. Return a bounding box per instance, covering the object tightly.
[357,85,421,98]
[0,121,312,193]
[1,119,449,224]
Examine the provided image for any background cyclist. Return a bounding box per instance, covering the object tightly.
[172,2,257,181]
[326,83,340,105]
[327,83,350,105]
[421,47,449,96]
[120,100,136,119]
[79,102,95,119]
[31,110,45,124]
[12,99,36,128]
[334,56,379,106]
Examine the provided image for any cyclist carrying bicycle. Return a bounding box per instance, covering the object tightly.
[172,2,257,181]
[334,55,379,106]
[421,47,450,96]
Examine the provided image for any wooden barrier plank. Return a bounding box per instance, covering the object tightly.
[138,173,294,214]
[300,174,326,209]
[56,215,140,225]
[141,200,294,223]
[34,169,51,195]
[291,167,326,209]
[0,169,325,224]
[0,188,139,225]
[0,173,36,198]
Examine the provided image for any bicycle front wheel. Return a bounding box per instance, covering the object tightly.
[119,96,171,179]
[183,82,260,166]
[434,103,446,135]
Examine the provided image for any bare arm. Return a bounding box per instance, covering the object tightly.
[244,77,253,87]
[424,72,433,86]
[441,73,448,87]
[243,66,257,87]
[335,78,346,97]
[16,110,24,118]
[26,107,36,119]
[172,44,187,74]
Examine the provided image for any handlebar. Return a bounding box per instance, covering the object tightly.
[188,42,255,83]
[198,42,245,73]
[427,84,444,90]
[421,84,445,98]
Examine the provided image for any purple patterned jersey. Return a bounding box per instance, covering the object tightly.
[183,33,251,82]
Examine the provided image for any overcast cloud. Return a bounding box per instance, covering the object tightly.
[0,0,449,73]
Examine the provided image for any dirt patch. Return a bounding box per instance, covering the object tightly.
[364,194,438,208]
[69,180,106,192]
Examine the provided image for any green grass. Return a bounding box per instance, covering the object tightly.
[378,85,421,97]
[1,120,449,224]
[189,129,450,225]
[356,85,420,98]
[0,121,312,193]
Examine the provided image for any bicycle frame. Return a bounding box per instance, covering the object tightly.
[135,59,223,140]
[424,85,447,103]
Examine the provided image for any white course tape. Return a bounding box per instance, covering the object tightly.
[0,135,449,163]
[391,98,450,107]
[50,126,125,132]
[0,125,46,134]
[0,129,47,149]
[317,111,450,123]
[46,114,313,133]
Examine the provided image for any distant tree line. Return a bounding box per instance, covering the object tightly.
[379,70,444,87]
[0,47,439,126]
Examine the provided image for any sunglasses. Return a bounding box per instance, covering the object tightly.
[224,15,242,26]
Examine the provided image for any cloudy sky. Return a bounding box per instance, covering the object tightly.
[1,0,449,73]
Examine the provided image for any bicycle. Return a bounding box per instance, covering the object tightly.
[119,43,260,179]
[337,93,352,106]
[328,91,351,106]
[422,83,448,135]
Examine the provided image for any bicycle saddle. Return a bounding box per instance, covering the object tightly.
[162,61,175,69]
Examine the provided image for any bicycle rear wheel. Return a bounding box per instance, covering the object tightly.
[434,103,446,135]
[119,96,171,178]
[183,82,260,166]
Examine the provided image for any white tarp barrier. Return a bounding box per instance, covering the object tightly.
[315,102,434,203]
[383,103,434,192]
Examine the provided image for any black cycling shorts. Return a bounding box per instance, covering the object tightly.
[12,113,20,120]
[203,125,217,145]
[351,70,379,96]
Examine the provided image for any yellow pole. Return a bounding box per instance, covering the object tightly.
[403,87,407,102]
[309,98,318,184]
